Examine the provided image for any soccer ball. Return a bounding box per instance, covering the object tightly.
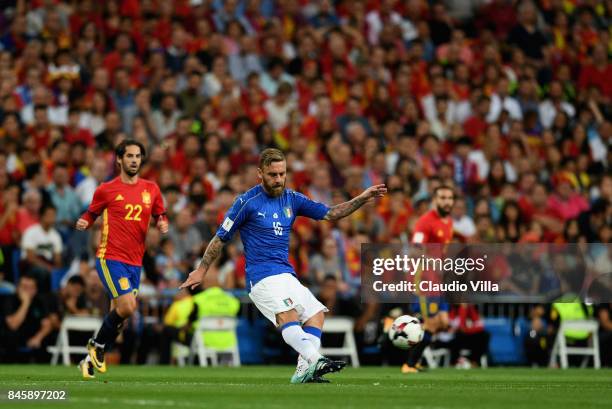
[388,315,423,349]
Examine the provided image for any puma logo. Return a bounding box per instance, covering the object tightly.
[258,211,266,218]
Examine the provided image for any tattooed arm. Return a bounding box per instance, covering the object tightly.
[179,235,226,289]
[196,235,225,271]
[324,195,368,221]
[324,184,387,221]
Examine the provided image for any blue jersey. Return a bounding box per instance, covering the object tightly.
[216,185,330,290]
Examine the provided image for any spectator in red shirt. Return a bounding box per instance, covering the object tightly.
[229,129,259,173]
[519,183,564,241]
[380,188,412,241]
[102,33,132,75]
[28,105,54,152]
[477,0,517,40]
[16,189,42,237]
[446,304,490,367]
[547,173,590,222]
[0,183,20,281]
[578,43,612,101]
[64,108,94,147]
[463,95,491,147]
[169,133,201,178]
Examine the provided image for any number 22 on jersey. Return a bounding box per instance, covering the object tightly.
[124,204,142,221]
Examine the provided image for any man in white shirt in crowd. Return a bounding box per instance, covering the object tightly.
[451,196,476,240]
[539,80,575,129]
[488,77,523,123]
[20,205,63,292]
[20,85,68,126]
[75,159,109,209]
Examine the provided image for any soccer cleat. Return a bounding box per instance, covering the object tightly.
[87,339,107,373]
[290,364,313,384]
[313,357,346,378]
[290,357,345,384]
[293,360,331,383]
[78,359,95,380]
[415,363,428,372]
[290,358,310,384]
[401,364,419,374]
[306,376,331,383]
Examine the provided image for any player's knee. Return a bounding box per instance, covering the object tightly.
[116,297,137,317]
[304,311,324,328]
[115,304,130,318]
[128,298,138,315]
[275,309,298,327]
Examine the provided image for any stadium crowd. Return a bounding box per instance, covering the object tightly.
[0,0,610,366]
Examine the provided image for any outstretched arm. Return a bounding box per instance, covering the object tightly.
[324,184,387,221]
[179,235,226,290]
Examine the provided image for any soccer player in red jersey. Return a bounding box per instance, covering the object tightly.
[74,139,168,378]
[402,185,455,373]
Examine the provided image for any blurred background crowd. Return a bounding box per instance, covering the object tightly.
[0,0,610,367]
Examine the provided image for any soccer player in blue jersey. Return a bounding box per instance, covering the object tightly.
[180,148,386,383]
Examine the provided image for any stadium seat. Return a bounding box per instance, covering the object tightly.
[484,318,525,365]
[319,317,360,368]
[48,316,102,365]
[549,320,601,369]
[174,318,262,366]
[188,317,241,367]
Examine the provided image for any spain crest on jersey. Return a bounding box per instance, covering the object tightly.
[119,277,130,291]
[141,190,151,206]
[283,206,292,218]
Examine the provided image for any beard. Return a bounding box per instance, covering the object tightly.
[121,162,141,177]
[263,179,285,197]
[436,204,452,218]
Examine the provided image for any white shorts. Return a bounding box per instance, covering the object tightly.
[249,273,328,327]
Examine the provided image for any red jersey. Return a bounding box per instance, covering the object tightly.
[80,177,165,266]
[412,209,453,245]
[411,209,453,294]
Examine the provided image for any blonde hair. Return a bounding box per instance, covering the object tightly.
[259,148,285,169]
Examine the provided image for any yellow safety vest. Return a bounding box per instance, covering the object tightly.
[551,302,593,340]
[192,287,240,349]
[163,296,194,328]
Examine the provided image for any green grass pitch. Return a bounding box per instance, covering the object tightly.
[0,365,610,409]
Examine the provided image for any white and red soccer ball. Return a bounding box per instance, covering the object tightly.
[388,315,424,349]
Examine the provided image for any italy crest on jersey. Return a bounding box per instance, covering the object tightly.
[141,190,151,206]
[283,207,292,218]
